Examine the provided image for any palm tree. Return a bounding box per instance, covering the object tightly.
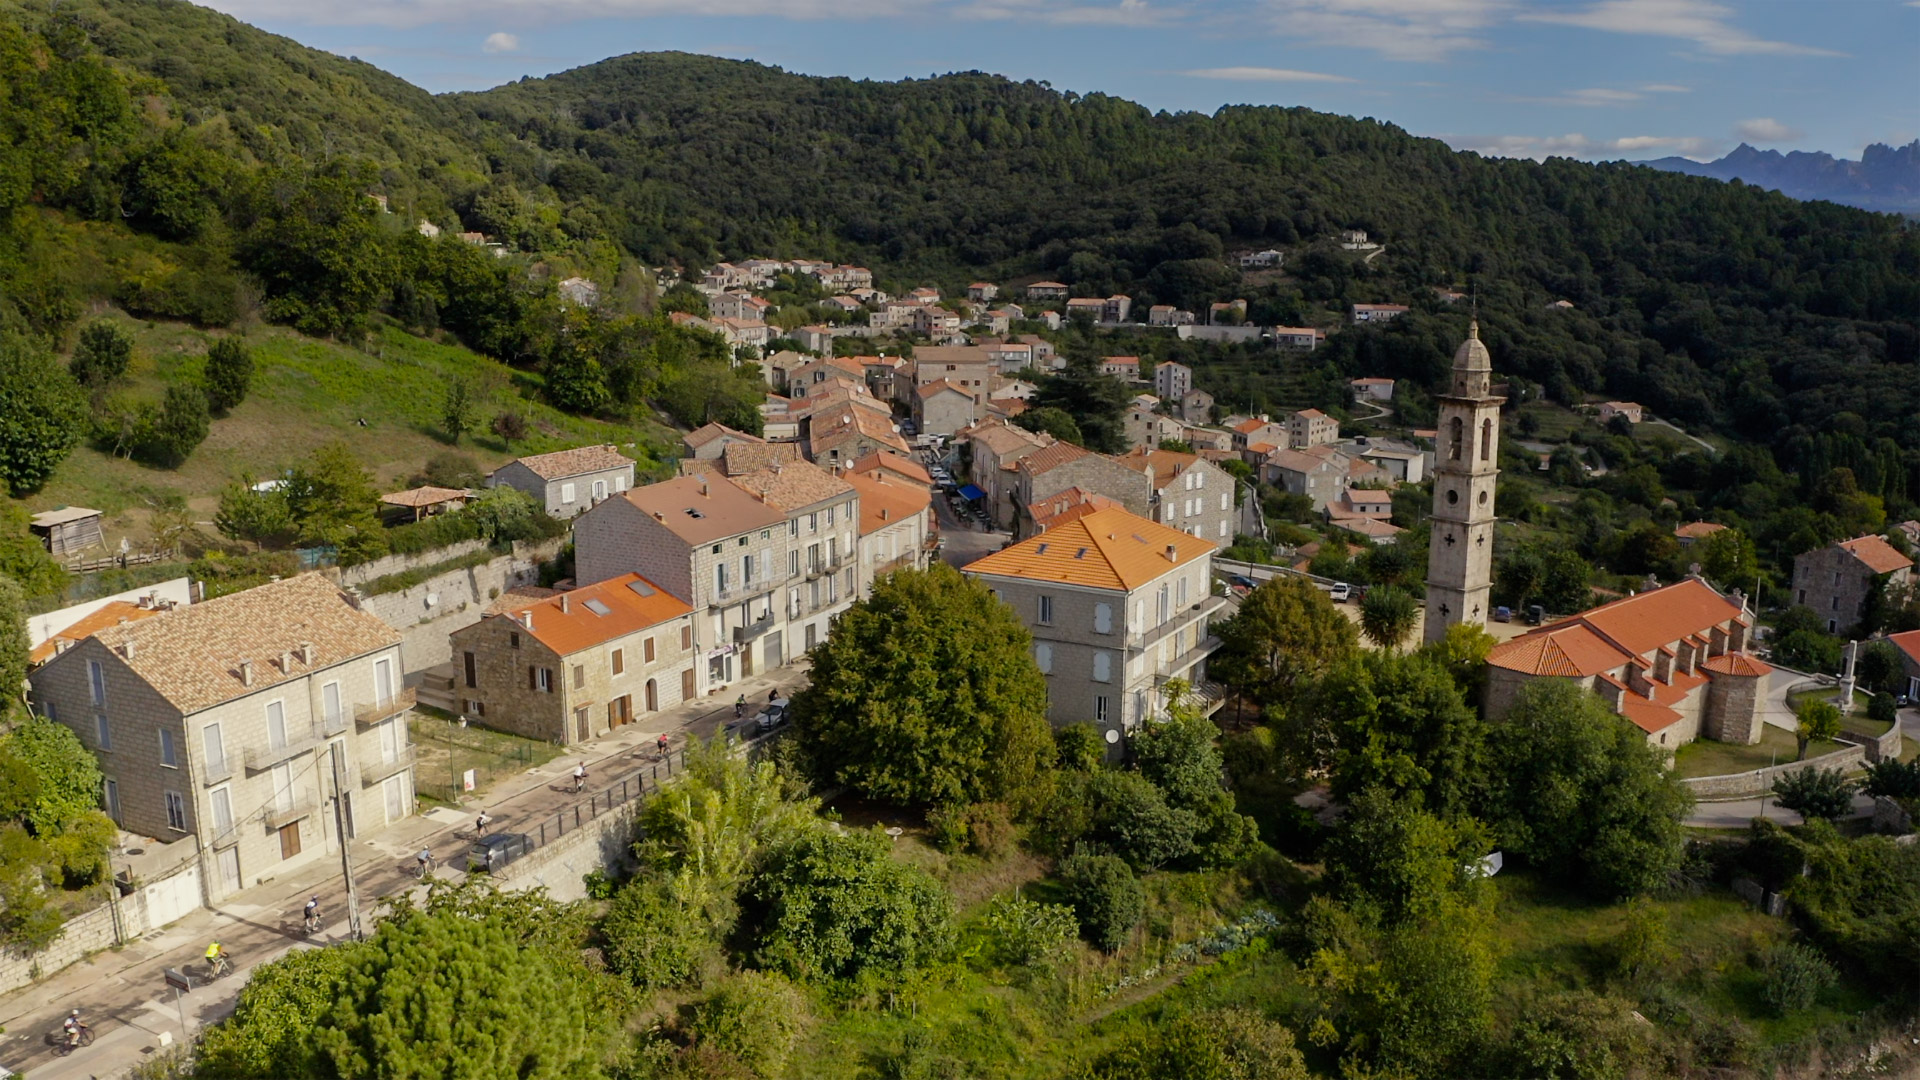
[1359,585,1418,650]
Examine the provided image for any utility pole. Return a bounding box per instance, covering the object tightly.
[328,743,365,941]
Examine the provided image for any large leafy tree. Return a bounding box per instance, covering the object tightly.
[202,337,255,415]
[238,161,399,336]
[0,504,67,598]
[0,333,88,496]
[1210,576,1359,707]
[745,827,953,982]
[282,441,387,563]
[1312,650,1488,816]
[793,563,1054,810]
[1358,584,1418,649]
[1324,787,1490,925]
[1487,680,1691,898]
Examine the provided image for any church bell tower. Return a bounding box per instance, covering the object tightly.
[1424,319,1504,644]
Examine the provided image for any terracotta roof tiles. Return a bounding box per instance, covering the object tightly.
[30,601,164,665]
[505,444,631,481]
[486,573,691,657]
[964,507,1214,591]
[1838,535,1914,575]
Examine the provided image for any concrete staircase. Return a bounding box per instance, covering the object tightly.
[415,663,458,712]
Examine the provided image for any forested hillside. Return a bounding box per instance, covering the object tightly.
[2,0,1917,474]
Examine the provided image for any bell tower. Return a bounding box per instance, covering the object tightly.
[1424,319,1504,644]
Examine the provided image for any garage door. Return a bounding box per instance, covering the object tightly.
[139,865,202,929]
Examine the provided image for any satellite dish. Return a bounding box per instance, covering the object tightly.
[1104,729,1120,744]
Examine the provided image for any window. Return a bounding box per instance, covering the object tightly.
[95,713,112,752]
[202,723,225,775]
[510,632,521,650]
[373,658,394,705]
[271,762,294,813]
[592,479,608,501]
[1178,577,1189,606]
[1095,695,1110,723]
[266,700,287,749]
[88,660,105,706]
[1219,492,1230,511]
[164,791,186,832]
[1219,521,1230,538]
[1094,603,1112,634]
[379,718,400,764]
[159,729,177,767]
[825,506,835,526]
[561,482,578,504]
[715,562,730,595]
[1480,418,1493,461]
[611,648,625,675]
[1093,651,1111,683]
[615,475,627,492]
[324,681,343,729]
[210,786,233,833]
[644,637,656,663]
[1448,416,1463,461]
[1035,644,1053,674]
[789,550,800,577]
[1195,470,1205,488]
[531,667,554,693]
[680,625,692,650]
[104,778,120,821]
[572,664,585,691]
[1038,595,1055,625]
[1157,584,1170,625]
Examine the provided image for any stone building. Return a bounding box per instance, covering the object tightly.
[28,574,416,902]
[447,573,697,745]
[964,507,1226,740]
[1791,535,1914,634]
[488,445,634,518]
[1153,361,1192,401]
[1889,628,1920,701]
[1424,321,1503,644]
[1285,409,1340,449]
[960,419,1053,529]
[1011,443,1152,538]
[844,470,935,594]
[1485,578,1771,751]
[1119,448,1236,544]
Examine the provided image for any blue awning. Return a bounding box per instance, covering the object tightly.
[958,484,985,501]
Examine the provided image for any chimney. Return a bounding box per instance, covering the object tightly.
[521,610,534,630]
[120,641,135,660]
[298,642,314,665]
[137,594,153,609]
[280,650,294,673]
[116,616,128,626]
[653,511,665,521]
[880,508,890,521]
[559,594,570,614]
[699,480,710,498]
[54,639,70,656]
[239,659,253,686]
[1165,543,1178,562]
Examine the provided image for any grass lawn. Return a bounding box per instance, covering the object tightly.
[1786,687,1893,738]
[1507,400,1588,442]
[17,313,681,550]
[409,708,564,805]
[1672,724,1847,779]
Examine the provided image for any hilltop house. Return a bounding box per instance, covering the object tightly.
[488,445,634,518]
[1352,304,1408,324]
[1791,535,1914,634]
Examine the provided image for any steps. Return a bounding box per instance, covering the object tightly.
[415,664,458,712]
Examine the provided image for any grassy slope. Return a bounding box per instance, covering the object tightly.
[14,313,680,547]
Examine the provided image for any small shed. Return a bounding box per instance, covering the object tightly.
[29,506,104,557]
[379,486,470,524]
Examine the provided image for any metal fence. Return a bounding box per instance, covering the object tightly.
[410,714,554,803]
[523,747,690,850]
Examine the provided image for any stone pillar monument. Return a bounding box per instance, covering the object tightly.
[1837,639,1858,715]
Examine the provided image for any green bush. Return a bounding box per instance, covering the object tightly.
[979,894,1077,967]
[1058,853,1145,953]
[1863,758,1920,799]
[70,320,132,387]
[1771,766,1856,821]
[1503,990,1650,1080]
[203,337,254,414]
[1867,692,1897,724]
[684,971,807,1079]
[962,801,1015,858]
[1758,941,1838,1015]
[746,828,954,982]
[601,879,713,991]
[1054,723,1107,772]
[925,802,969,853]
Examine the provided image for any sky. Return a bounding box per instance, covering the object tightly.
[197,0,1918,163]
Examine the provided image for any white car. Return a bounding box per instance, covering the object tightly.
[1329,582,1351,602]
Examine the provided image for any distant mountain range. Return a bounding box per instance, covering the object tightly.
[1643,141,1920,214]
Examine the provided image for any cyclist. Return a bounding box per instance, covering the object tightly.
[475,809,493,835]
[734,694,746,719]
[656,732,670,756]
[416,847,434,877]
[63,1009,87,1048]
[571,762,587,793]
[303,895,321,934]
[206,940,227,977]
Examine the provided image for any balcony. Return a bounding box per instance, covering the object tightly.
[244,730,322,772]
[321,710,349,737]
[709,580,775,609]
[734,614,778,643]
[202,757,235,787]
[1128,595,1230,652]
[354,687,416,728]
[360,745,417,788]
[264,794,317,830]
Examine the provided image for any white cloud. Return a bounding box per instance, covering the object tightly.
[481,31,519,52]
[1522,0,1844,57]
[201,0,912,28]
[1733,117,1803,141]
[1639,83,1690,93]
[1182,66,1356,83]
[1250,0,1511,61]
[961,0,1172,26]
[1446,131,1717,159]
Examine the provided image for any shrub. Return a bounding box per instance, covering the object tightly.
[1605,895,1672,981]
[601,879,713,991]
[1758,941,1838,1015]
[1862,758,1920,799]
[926,802,969,853]
[1054,723,1107,772]
[1058,853,1145,953]
[684,971,807,1079]
[962,801,1015,858]
[1771,766,1856,821]
[491,410,529,443]
[71,320,132,387]
[1867,692,1897,724]
[1504,990,1649,1080]
[746,828,954,981]
[203,337,254,414]
[980,895,1077,967]
[1086,769,1198,869]
[147,380,210,465]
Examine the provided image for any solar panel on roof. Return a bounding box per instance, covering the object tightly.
[627,580,656,598]
[583,598,612,616]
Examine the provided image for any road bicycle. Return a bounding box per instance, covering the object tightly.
[54,1024,95,1055]
[206,953,231,980]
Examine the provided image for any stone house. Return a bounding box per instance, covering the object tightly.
[1176,389,1214,424]
[1025,282,1070,301]
[1120,448,1235,544]
[727,462,861,658]
[1026,488,1125,535]
[961,419,1053,529]
[916,381,978,438]
[1011,443,1153,538]
[964,507,1227,740]
[28,574,417,902]
[1791,535,1914,634]
[448,573,696,745]
[1229,416,1288,452]
[1597,401,1645,425]
[682,422,763,461]
[1122,405,1182,452]
[805,399,911,466]
[968,282,999,302]
[848,450,932,488]
[573,474,790,693]
[1101,356,1141,381]
[845,470,934,594]
[1286,409,1339,449]
[1264,447,1350,512]
[488,445,634,518]
[1273,327,1325,351]
[1350,377,1395,401]
[1485,578,1771,751]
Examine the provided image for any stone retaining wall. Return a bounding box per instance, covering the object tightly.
[1682,744,1869,799]
[1835,725,1903,764]
[336,539,492,589]
[353,538,568,674]
[0,859,203,997]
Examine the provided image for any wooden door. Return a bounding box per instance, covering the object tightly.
[217,846,241,895]
[645,679,658,712]
[278,822,302,860]
[680,668,695,703]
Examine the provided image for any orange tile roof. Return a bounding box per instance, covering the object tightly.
[1619,695,1683,734]
[1028,487,1124,532]
[1838,535,1914,575]
[844,471,932,536]
[1886,628,1920,666]
[1232,418,1270,434]
[684,422,761,449]
[30,601,165,665]
[487,573,691,656]
[1674,521,1727,540]
[721,442,804,476]
[848,451,931,485]
[1118,447,1201,487]
[484,586,560,615]
[1701,653,1773,677]
[1488,623,1632,677]
[963,507,1214,591]
[1571,578,1747,658]
[507,444,631,481]
[917,378,971,400]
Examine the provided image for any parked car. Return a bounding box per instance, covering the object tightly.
[1328,582,1351,603]
[1227,574,1255,590]
[756,700,791,734]
[1526,604,1546,626]
[468,833,535,874]
[1494,606,1512,623]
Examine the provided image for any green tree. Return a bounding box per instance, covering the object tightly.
[0,578,27,720]
[793,563,1054,810]
[0,826,64,950]
[1324,788,1488,924]
[148,380,210,465]
[1054,724,1106,772]
[0,333,88,495]
[1058,853,1145,952]
[1489,680,1692,897]
[600,878,714,992]
[442,377,475,443]
[745,827,953,981]
[1210,577,1359,707]
[4,717,106,837]
[684,971,808,1079]
[1861,758,1920,799]
[1085,769,1199,869]
[70,320,132,388]
[1503,990,1650,1080]
[1358,584,1418,649]
[1015,405,1084,446]
[1793,699,1842,761]
[1771,766,1856,821]
[283,441,387,563]
[491,410,529,444]
[202,338,255,415]
[0,505,67,599]
[1695,527,1758,588]
[194,942,369,1079]
[215,479,296,548]
[239,162,400,336]
[1069,1009,1308,1080]
[1313,650,1488,817]
[1031,355,1129,453]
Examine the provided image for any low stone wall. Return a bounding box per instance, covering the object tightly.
[1682,744,1869,799]
[354,538,568,674]
[1835,725,1903,764]
[0,859,203,996]
[337,539,491,589]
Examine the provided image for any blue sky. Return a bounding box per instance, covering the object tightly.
[201,0,1918,162]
